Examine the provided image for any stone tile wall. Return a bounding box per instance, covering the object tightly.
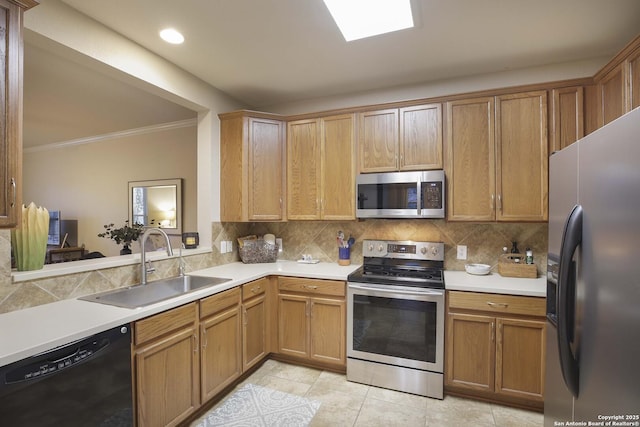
[0,220,547,314]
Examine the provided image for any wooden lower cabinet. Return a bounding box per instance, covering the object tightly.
[242,277,269,370]
[277,277,346,368]
[446,291,546,410]
[134,303,200,427]
[200,287,242,402]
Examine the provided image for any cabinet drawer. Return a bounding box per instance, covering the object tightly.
[278,277,345,297]
[135,302,197,345]
[448,291,545,317]
[200,287,240,318]
[242,277,269,301]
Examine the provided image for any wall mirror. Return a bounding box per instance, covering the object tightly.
[129,178,182,235]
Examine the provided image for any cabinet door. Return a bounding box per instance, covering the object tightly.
[309,297,345,366]
[0,0,23,228]
[358,109,398,172]
[278,294,309,358]
[551,86,584,153]
[248,117,285,220]
[243,293,267,371]
[446,312,495,392]
[135,327,199,427]
[445,97,496,221]
[599,63,626,126]
[200,305,242,402]
[628,46,640,111]
[496,318,545,401]
[496,91,548,222]
[399,104,442,170]
[321,114,356,220]
[287,119,321,219]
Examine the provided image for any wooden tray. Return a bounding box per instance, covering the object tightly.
[497,254,537,278]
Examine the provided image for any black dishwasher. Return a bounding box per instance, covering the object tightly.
[0,325,133,426]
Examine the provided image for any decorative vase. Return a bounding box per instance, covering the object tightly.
[120,243,132,255]
[11,203,50,271]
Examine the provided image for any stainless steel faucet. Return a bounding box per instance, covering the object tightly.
[140,227,173,285]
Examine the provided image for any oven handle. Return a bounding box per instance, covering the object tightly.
[347,283,444,297]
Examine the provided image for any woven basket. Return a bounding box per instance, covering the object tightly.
[497,254,537,278]
[239,239,278,263]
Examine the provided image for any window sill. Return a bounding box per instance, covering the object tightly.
[11,247,212,283]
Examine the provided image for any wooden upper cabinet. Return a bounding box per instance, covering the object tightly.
[219,111,286,222]
[445,97,496,221]
[399,104,443,170]
[550,86,584,153]
[287,119,321,219]
[447,92,548,222]
[320,114,356,220]
[359,105,443,173]
[628,46,640,111]
[0,0,37,228]
[358,109,398,172]
[496,91,548,222]
[287,114,355,220]
[599,63,626,126]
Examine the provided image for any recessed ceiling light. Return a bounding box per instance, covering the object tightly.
[323,0,414,42]
[159,28,184,44]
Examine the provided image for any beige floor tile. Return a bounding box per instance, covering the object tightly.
[305,381,367,412]
[491,404,543,427]
[268,361,323,384]
[355,397,427,427]
[254,373,313,396]
[314,370,370,396]
[310,406,360,427]
[426,395,495,426]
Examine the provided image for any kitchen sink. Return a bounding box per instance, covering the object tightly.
[79,275,232,308]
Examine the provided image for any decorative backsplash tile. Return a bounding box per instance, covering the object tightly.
[0,220,548,314]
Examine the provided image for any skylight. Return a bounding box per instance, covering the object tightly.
[159,28,185,44]
[323,0,414,42]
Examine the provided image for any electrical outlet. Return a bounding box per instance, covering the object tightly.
[276,238,283,253]
[227,240,233,252]
[220,241,227,253]
[457,245,467,260]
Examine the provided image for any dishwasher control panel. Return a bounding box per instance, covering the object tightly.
[5,338,109,383]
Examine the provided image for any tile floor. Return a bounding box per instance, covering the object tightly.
[192,360,543,426]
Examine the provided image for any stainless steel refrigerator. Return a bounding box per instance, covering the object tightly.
[545,107,640,426]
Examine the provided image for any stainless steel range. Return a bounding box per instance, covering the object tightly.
[346,239,444,399]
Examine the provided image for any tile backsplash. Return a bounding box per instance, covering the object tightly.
[0,220,547,314]
[221,219,548,274]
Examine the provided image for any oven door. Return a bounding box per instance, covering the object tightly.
[347,282,444,372]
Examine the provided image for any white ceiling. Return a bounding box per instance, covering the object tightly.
[24,0,640,146]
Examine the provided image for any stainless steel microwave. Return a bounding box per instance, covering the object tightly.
[356,170,445,219]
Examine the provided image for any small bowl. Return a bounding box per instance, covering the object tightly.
[465,263,491,275]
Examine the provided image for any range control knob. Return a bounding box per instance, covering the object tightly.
[377,244,384,252]
[431,246,439,256]
[420,247,427,255]
[367,243,374,252]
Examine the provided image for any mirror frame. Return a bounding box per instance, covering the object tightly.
[128,178,182,235]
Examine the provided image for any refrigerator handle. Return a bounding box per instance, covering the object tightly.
[557,204,582,398]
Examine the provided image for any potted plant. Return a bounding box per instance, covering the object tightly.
[98,220,145,255]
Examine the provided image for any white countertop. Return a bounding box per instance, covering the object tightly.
[0,260,359,367]
[1,262,546,367]
[444,270,546,297]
